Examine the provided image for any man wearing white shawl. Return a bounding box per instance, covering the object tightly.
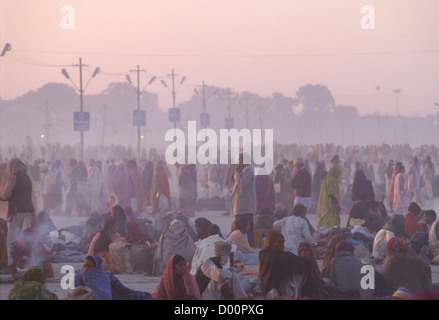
[195,241,249,300]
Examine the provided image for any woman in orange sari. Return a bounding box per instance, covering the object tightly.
[152,254,201,300]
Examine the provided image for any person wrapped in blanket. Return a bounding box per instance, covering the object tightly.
[74,254,153,300]
[8,265,58,300]
[10,226,54,279]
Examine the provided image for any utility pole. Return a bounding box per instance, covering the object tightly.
[42,99,52,146]
[127,66,155,160]
[62,57,100,161]
[161,69,185,131]
[245,94,249,128]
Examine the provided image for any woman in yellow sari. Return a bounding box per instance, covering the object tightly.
[316,167,342,228]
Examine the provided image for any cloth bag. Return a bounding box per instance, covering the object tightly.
[109,241,135,274]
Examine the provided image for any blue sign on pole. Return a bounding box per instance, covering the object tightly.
[74,112,90,131]
[200,113,210,126]
[169,108,180,123]
[225,117,234,129]
[133,110,146,126]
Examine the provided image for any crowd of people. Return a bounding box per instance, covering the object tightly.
[1,141,439,300]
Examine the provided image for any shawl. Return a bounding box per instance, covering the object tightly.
[404,212,425,237]
[154,219,196,274]
[153,254,201,300]
[8,266,58,300]
[74,255,112,300]
[9,158,28,174]
[297,242,322,279]
[126,221,154,245]
[351,169,375,203]
[190,234,225,276]
[0,218,8,270]
[321,234,346,278]
[258,246,313,296]
[382,214,407,238]
[255,174,275,215]
[316,167,340,225]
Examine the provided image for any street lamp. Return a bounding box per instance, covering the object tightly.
[61,57,100,160]
[194,82,218,128]
[393,89,401,145]
[161,69,186,129]
[126,65,156,160]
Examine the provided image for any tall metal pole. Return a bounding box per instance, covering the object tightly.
[79,57,84,161]
[245,94,249,128]
[172,69,176,130]
[228,88,231,118]
[137,65,141,160]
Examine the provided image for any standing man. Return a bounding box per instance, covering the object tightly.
[232,153,256,247]
[384,160,395,213]
[0,158,35,267]
[290,157,312,209]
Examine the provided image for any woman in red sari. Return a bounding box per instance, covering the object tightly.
[152,254,201,300]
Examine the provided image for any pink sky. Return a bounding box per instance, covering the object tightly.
[1,0,439,116]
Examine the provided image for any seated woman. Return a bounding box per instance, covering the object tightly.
[327,240,373,299]
[258,230,322,299]
[228,216,260,265]
[153,218,196,275]
[8,266,58,300]
[152,254,201,300]
[297,242,322,281]
[87,218,126,271]
[74,255,152,300]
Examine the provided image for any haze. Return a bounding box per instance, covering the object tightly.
[1,0,438,117]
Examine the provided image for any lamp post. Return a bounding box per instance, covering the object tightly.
[194,82,218,128]
[393,89,401,145]
[61,57,100,160]
[161,69,186,130]
[126,65,156,160]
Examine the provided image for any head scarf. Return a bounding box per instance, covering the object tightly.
[8,158,27,174]
[213,241,231,257]
[75,255,112,300]
[298,242,322,279]
[383,214,406,238]
[152,254,201,300]
[8,266,58,300]
[409,232,428,253]
[264,229,285,249]
[335,240,354,254]
[386,237,406,255]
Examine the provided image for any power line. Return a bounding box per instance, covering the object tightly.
[11,48,439,58]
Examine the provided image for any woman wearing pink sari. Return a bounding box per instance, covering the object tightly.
[152,254,201,300]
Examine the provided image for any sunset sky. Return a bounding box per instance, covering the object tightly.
[1,0,439,116]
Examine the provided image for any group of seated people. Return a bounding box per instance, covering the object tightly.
[8,195,439,300]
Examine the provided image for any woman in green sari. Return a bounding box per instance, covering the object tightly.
[316,167,342,228]
[8,266,58,300]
